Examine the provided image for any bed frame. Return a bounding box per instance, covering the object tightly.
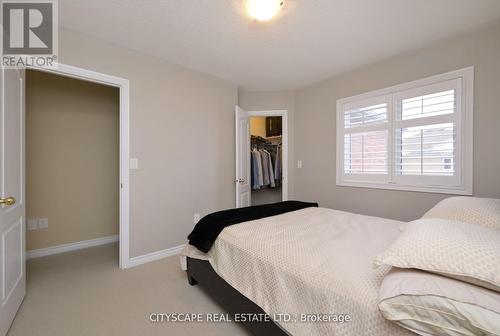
[186,257,288,336]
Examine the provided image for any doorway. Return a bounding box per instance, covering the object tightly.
[1,64,129,335]
[25,69,120,261]
[0,64,130,272]
[25,64,130,269]
[235,107,288,207]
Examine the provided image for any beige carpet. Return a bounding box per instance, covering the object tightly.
[8,243,251,336]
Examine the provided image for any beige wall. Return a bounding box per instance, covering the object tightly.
[26,70,119,250]
[58,29,238,257]
[52,23,500,256]
[238,91,296,198]
[294,23,500,221]
[250,117,266,138]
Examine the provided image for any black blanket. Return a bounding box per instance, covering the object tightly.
[187,201,318,252]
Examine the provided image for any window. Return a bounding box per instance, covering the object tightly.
[336,67,473,194]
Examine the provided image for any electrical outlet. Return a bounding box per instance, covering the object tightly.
[193,213,201,224]
[38,218,49,229]
[297,160,303,169]
[130,158,139,170]
[27,219,38,231]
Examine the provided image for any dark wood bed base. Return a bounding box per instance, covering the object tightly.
[186,257,288,336]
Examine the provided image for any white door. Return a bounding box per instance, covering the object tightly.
[0,68,25,336]
[235,106,251,208]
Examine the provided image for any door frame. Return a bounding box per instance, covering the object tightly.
[26,63,131,269]
[247,110,289,202]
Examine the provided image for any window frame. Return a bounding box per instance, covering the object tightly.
[336,67,474,195]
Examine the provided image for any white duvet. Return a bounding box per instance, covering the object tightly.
[182,207,414,336]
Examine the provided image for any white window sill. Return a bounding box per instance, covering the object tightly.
[336,180,472,195]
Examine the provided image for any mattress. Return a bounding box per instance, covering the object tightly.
[182,207,414,336]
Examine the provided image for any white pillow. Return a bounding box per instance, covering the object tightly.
[423,196,500,229]
[379,268,500,336]
[374,218,500,292]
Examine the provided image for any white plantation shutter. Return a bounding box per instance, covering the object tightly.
[344,131,388,174]
[336,68,473,194]
[344,103,388,128]
[392,79,462,188]
[340,96,391,183]
[395,123,455,176]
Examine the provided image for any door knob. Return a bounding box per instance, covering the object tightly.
[0,196,16,206]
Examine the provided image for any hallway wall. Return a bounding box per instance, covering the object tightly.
[26,70,120,250]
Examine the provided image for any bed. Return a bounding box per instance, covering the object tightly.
[181,206,415,336]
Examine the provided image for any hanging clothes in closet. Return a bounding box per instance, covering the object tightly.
[250,136,282,190]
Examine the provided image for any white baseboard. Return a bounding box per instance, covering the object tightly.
[128,244,185,268]
[27,235,119,260]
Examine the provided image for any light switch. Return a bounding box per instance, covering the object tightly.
[297,160,303,169]
[130,158,139,170]
[27,219,38,231]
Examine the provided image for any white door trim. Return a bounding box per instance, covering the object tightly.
[247,110,289,202]
[235,106,251,207]
[26,63,131,269]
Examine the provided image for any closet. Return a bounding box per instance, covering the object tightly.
[250,116,283,206]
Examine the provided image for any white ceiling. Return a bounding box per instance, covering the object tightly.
[59,0,500,91]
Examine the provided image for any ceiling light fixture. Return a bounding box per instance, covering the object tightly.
[245,0,284,21]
